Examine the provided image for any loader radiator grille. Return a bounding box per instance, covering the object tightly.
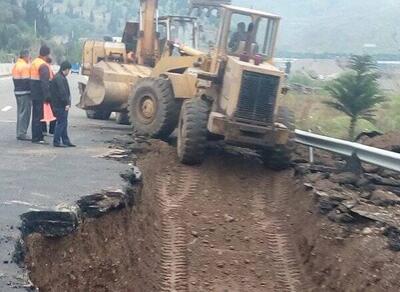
[235,71,279,124]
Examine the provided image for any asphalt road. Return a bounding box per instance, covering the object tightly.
[0,74,129,290]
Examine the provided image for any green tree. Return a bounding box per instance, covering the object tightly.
[324,55,386,140]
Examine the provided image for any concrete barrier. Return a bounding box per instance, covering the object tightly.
[0,63,13,77]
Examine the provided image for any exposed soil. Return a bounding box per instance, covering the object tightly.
[360,131,400,153]
[24,139,400,291]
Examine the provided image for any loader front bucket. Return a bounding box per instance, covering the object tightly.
[78,61,151,112]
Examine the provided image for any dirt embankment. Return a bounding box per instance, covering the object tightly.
[24,139,400,291]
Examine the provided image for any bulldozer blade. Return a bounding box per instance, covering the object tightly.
[78,61,151,111]
[189,0,231,15]
[78,66,106,110]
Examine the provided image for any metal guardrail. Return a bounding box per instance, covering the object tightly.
[295,129,400,172]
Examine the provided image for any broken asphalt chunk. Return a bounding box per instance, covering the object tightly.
[77,190,127,218]
[20,210,79,238]
[120,166,142,184]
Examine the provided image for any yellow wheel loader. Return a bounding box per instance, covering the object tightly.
[78,14,198,124]
[80,0,295,169]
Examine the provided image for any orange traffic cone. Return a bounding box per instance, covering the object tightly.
[41,102,56,122]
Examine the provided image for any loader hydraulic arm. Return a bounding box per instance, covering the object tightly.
[137,0,159,66]
[136,0,231,67]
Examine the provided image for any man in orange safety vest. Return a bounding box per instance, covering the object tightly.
[30,45,54,144]
[12,49,32,141]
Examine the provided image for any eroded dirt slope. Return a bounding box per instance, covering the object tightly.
[24,140,400,291]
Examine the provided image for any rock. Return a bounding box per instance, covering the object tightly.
[330,172,359,185]
[365,174,400,187]
[307,172,329,183]
[20,210,79,237]
[370,190,400,207]
[378,169,400,180]
[191,231,199,237]
[362,163,380,174]
[12,239,26,265]
[309,164,337,173]
[318,197,339,214]
[327,210,355,223]
[342,154,363,175]
[384,186,400,196]
[314,179,343,192]
[294,164,309,176]
[292,158,308,164]
[124,184,142,206]
[340,200,358,210]
[361,227,373,235]
[383,227,400,251]
[314,190,352,203]
[314,190,357,215]
[304,183,314,190]
[356,177,374,190]
[360,192,372,200]
[120,166,143,184]
[224,214,235,223]
[351,203,400,229]
[77,190,128,218]
[216,261,225,268]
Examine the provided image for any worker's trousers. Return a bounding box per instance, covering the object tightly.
[15,94,32,139]
[53,107,71,145]
[31,100,44,142]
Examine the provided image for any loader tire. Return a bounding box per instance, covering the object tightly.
[262,106,296,170]
[116,112,131,125]
[128,78,180,139]
[262,146,293,171]
[177,98,210,165]
[86,109,112,120]
[276,106,295,132]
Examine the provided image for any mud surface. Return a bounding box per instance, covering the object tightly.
[360,131,400,153]
[24,139,400,291]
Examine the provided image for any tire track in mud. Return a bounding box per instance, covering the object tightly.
[157,167,200,292]
[251,171,307,292]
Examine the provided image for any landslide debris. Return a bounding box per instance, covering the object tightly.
[21,136,400,292]
[358,131,400,153]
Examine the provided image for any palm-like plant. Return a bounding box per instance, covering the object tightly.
[325,55,386,140]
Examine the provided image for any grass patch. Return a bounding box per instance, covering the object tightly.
[279,91,398,139]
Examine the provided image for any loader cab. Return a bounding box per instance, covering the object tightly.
[216,5,280,62]
[158,16,198,53]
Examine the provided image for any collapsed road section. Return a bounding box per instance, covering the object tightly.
[18,138,400,291]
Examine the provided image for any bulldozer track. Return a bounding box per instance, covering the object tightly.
[251,172,305,292]
[157,167,200,292]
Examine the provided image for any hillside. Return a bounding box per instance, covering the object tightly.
[234,0,400,55]
[1,0,399,61]
[51,0,400,55]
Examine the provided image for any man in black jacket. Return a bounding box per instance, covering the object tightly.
[50,61,76,147]
[30,45,53,144]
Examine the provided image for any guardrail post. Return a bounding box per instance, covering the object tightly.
[343,152,363,174]
[308,130,314,163]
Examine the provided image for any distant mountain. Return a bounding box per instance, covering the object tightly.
[233,0,400,55]
[46,0,400,56]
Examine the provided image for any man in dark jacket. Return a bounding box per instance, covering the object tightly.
[50,61,76,147]
[30,45,53,144]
